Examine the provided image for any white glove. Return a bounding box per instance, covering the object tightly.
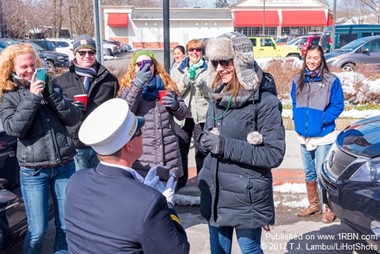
[162,176,177,205]
[143,166,159,188]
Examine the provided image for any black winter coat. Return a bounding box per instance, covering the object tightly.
[198,70,286,228]
[0,78,82,167]
[53,62,119,147]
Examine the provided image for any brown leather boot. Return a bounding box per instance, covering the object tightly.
[322,206,336,223]
[298,181,322,217]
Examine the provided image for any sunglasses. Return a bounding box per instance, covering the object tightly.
[77,50,96,56]
[188,47,202,53]
[132,129,142,139]
[211,60,232,69]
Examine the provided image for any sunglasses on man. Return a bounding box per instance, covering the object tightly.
[77,50,96,56]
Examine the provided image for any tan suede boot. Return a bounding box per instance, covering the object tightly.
[298,181,322,217]
[322,206,336,223]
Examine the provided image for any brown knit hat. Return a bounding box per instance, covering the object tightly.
[206,32,259,91]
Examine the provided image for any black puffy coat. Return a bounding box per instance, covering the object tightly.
[198,70,286,228]
[53,62,119,147]
[0,78,81,167]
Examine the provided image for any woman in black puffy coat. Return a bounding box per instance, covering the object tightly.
[198,32,286,254]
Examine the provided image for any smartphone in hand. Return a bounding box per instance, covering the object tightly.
[140,60,152,71]
[35,68,46,87]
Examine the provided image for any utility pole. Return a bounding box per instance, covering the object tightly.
[93,0,104,64]
[331,0,337,52]
[163,0,170,73]
[0,0,4,38]
[262,0,266,35]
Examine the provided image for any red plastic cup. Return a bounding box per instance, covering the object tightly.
[73,94,88,107]
[158,90,169,105]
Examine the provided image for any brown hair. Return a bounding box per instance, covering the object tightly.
[118,52,179,96]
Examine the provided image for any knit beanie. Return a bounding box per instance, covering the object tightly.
[132,50,156,64]
[206,31,259,91]
[73,34,96,55]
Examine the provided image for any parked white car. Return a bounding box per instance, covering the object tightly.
[46,38,74,61]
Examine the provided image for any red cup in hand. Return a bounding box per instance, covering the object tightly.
[73,94,88,107]
[158,90,169,105]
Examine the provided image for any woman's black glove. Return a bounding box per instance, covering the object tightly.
[135,64,152,88]
[200,131,225,155]
[161,92,179,111]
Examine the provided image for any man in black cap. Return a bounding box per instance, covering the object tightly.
[53,34,119,171]
[65,98,189,254]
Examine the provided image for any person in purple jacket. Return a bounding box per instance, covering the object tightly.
[291,44,344,224]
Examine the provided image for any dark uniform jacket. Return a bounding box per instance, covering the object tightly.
[0,78,81,167]
[53,62,119,147]
[198,69,286,228]
[65,163,190,254]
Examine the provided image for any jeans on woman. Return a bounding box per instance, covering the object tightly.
[20,160,75,254]
[300,144,332,182]
[209,225,263,254]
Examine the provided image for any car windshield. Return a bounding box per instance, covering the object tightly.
[287,37,301,45]
[336,38,367,52]
[28,42,44,51]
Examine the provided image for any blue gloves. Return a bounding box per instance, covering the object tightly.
[200,131,226,155]
[135,64,152,88]
[162,92,179,111]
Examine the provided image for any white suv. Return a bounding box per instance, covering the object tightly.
[46,38,74,61]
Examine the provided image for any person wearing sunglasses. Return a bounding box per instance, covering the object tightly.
[170,39,210,190]
[65,98,189,253]
[117,50,189,180]
[198,32,285,254]
[53,34,119,172]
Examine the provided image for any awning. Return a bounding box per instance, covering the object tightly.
[282,11,327,26]
[327,12,333,26]
[108,13,129,27]
[234,11,279,27]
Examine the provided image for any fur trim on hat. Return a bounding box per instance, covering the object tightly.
[206,32,260,91]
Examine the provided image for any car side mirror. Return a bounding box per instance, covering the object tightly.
[362,48,370,54]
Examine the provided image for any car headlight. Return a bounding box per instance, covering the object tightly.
[350,157,380,182]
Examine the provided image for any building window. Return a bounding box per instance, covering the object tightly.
[234,27,277,37]
[281,26,324,36]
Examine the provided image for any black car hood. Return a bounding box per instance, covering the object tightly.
[337,115,380,158]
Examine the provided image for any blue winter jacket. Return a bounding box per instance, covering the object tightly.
[291,72,344,138]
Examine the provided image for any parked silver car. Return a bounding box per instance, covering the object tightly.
[325,35,380,71]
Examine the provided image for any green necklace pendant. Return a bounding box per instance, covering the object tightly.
[212,96,232,121]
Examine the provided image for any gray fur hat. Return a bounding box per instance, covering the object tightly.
[206,32,259,91]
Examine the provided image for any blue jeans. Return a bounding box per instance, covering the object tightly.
[209,225,263,254]
[20,160,75,254]
[74,147,99,171]
[300,144,332,182]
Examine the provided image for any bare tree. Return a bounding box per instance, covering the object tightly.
[358,0,380,23]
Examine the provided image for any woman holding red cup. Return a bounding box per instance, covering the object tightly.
[117,50,189,180]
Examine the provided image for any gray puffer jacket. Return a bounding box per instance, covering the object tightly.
[0,78,81,167]
[119,75,189,178]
